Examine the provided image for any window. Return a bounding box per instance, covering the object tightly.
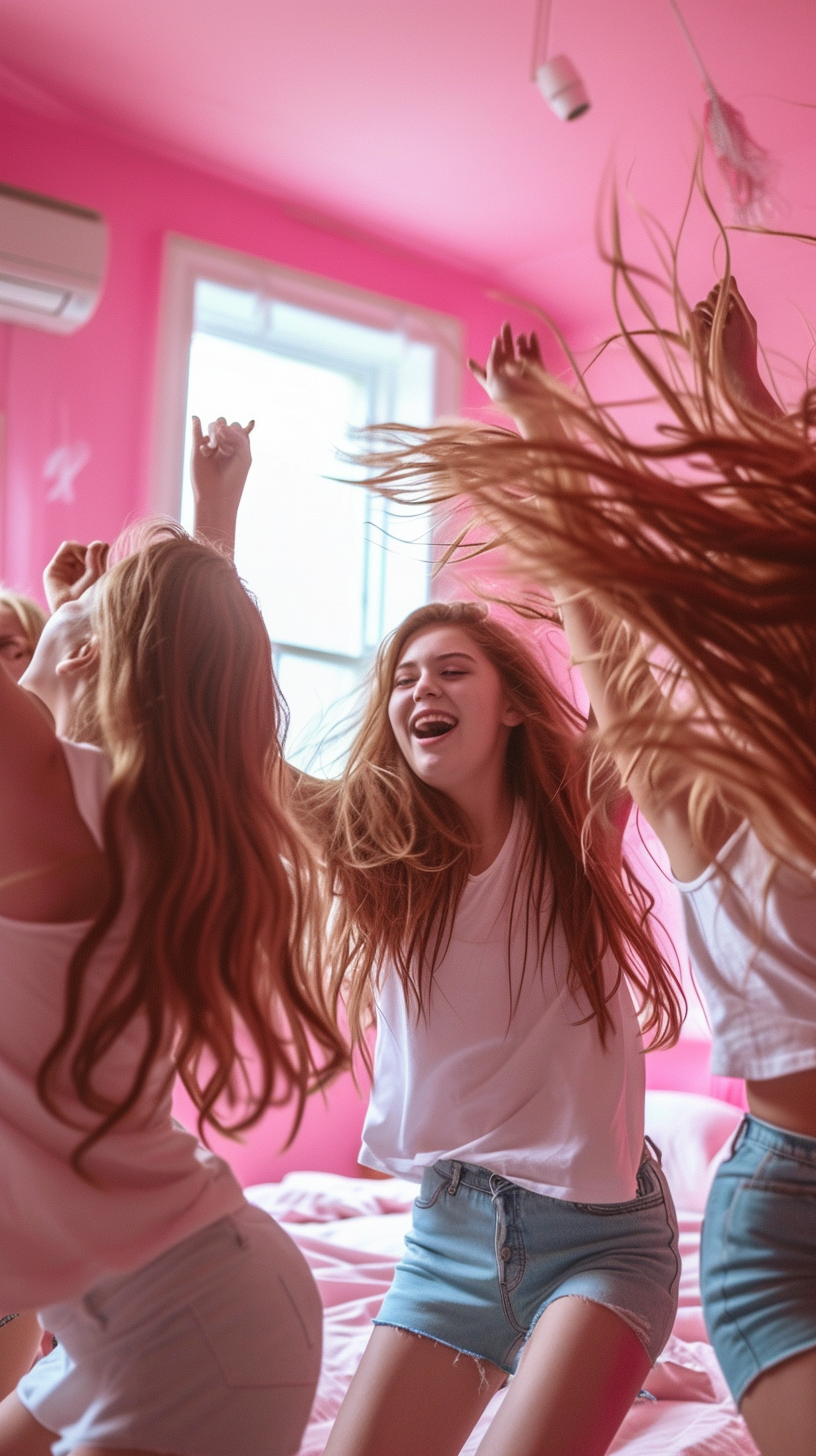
[151,237,462,768]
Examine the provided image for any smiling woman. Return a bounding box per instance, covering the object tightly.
[280,596,686,1456]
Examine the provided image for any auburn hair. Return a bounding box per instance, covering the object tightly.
[39,526,347,1167]
[352,193,816,871]
[294,600,684,1061]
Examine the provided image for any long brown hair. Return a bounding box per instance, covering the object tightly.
[295,601,684,1061]
[39,527,347,1167]
[352,195,816,869]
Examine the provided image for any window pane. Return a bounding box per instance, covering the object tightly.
[183,331,369,657]
[179,277,438,768]
[276,652,361,774]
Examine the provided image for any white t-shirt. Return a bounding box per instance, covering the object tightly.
[675,822,816,1080]
[0,740,244,1311]
[360,805,646,1203]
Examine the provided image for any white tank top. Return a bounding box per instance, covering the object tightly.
[0,740,244,1311]
[675,821,816,1080]
[360,805,646,1203]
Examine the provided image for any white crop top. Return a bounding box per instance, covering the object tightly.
[0,740,244,1311]
[675,822,816,1080]
[360,806,646,1203]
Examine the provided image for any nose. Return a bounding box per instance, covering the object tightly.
[412,668,439,701]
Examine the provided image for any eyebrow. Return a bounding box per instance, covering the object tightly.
[395,650,477,671]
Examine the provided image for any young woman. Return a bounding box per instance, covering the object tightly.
[311,603,685,1456]
[196,429,685,1456]
[0,499,346,1456]
[382,307,816,1456]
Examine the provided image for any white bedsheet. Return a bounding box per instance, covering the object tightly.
[247,1092,759,1455]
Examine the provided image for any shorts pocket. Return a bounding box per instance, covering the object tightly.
[744,1178,816,1202]
[188,1252,322,1389]
[415,1165,449,1209]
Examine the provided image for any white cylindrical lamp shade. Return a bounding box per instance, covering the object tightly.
[535,54,590,120]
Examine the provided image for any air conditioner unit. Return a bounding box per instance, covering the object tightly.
[0,183,107,333]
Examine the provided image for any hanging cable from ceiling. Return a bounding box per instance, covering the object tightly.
[530,0,591,121]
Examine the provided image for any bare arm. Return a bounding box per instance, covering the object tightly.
[191,416,254,558]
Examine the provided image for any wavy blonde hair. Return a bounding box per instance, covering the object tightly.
[294,600,684,1061]
[39,527,347,1167]
[354,198,816,870]
[0,587,47,651]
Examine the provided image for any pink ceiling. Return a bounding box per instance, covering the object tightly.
[0,0,815,343]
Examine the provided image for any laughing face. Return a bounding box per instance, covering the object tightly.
[388,624,522,803]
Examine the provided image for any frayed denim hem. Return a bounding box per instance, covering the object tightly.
[371,1318,512,1385]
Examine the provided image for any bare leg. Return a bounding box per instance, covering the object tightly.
[0,1320,42,1405]
[0,1394,57,1456]
[475,1296,651,1456]
[739,1346,816,1456]
[323,1324,506,1456]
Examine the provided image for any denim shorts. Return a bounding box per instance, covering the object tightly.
[701,1115,816,1405]
[18,1204,322,1456]
[375,1146,680,1375]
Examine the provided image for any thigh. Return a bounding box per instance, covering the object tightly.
[323,1323,506,1456]
[0,1393,56,1456]
[475,1296,651,1456]
[740,1346,816,1456]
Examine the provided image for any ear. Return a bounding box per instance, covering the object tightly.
[501,701,524,728]
[55,634,100,681]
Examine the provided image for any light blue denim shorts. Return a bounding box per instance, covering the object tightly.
[18,1204,322,1456]
[701,1115,816,1405]
[375,1145,680,1375]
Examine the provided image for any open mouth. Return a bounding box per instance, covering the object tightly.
[412,713,457,741]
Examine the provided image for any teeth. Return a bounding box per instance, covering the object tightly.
[413,714,456,740]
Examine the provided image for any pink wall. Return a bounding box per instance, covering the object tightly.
[0,95,524,599]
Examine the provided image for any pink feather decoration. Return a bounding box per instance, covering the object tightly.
[703,86,775,222]
[667,0,776,223]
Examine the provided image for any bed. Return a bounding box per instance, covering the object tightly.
[246,1090,759,1456]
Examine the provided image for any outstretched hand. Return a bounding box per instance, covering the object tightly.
[43,540,109,614]
[691,279,782,420]
[470,323,546,405]
[191,416,254,556]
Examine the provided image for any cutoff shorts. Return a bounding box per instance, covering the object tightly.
[701,1114,816,1405]
[375,1144,680,1375]
[18,1203,323,1456]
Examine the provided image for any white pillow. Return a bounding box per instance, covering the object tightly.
[645,1090,743,1214]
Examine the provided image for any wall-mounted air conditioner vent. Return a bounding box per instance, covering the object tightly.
[0,184,107,334]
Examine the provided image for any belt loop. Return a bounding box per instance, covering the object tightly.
[644,1135,662,1167]
[448,1162,462,1196]
[730,1115,749,1156]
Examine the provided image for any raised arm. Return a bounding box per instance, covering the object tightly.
[471,325,739,879]
[191,416,254,558]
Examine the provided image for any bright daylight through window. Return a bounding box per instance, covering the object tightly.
[179,277,440,770]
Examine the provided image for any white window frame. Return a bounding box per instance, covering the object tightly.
[149,233,463,519]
